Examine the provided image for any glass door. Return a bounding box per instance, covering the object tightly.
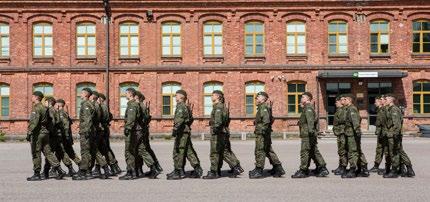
[367,82,392,131]
[326,83,351,130]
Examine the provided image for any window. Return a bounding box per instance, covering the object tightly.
[412,20,430,53]
[286,21,306,54]
[0,23,9,58]
[162,22,181,57]
[33,23,53,57]
[76,23,96,57]
[328,21,348,54]
[33,83,53,97]
[119,22,139,58]
[245,82,265,116]
[287,82,306,114]
[413,80,430,114]
[162,83,181,116]
[203,82,223,116]
[119,83,139,117]
[370,21,389,54]
[245,21,264,56]
[76,83,95,116]
[0,84,9,117]
[203,22,223,56]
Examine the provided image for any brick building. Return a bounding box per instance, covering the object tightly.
[0,0,429,136]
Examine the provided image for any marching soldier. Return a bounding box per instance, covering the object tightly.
[203,90,243,179]
[383,94,415,178]
[249,91,285,179]
[26,91,65,181]
[332,95,347,175]
[369,95,389,174]
[167,90,203,180]
[291,92,329,178]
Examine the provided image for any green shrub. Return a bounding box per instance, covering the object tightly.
[0,130,6,142]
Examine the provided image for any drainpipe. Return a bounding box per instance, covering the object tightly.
[103,0,111,107]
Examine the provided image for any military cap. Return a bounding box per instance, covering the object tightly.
[135,91,145,101]
[384,93,396,99]
[302,92,313,100]
[98,93,106,100]
[33,91,44,99]
[126,88,137,96]
[176,89,187,97]
[56,99,65,105]
[82,87,93,95]
[336,95,342,101]
[212,90,224,96]
[375,95,382,100]
[257,91,269,98]
[342,93,355,100]
[92,91,99,98]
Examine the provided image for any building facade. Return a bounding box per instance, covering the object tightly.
[0,0,429,136]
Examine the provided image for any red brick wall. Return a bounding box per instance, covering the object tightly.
[0,1,429,135]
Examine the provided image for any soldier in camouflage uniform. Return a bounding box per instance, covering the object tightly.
[292,92,329,178]
[383,94,415,178]
[73,88,109,180]
[98,93,122,175]
[332,96,347,175]
[369,95,390,174]
[249,92,285,179]
[203,90,243,179]
[26,91,65,181]
[119,88,141,180]
[167,90,203,180]
[340,94,369,178]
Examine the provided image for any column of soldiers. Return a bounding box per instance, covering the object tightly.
[27,88,415,180]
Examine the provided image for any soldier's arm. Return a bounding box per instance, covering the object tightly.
[80,102,93,133]
[260,106,271,133]
[27,108,41,135]
[391,107,402,135]
[60,112,71,137]
[350,108,361,134]
[173,105,186,130]
[305,107,316,134]
[212,107,224,131]
[124,104,138,131]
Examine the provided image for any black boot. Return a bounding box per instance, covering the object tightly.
[341,168,357,178]
[190,165,203,178]
[67,165,77,177]
[42,166,50,180]
[136,167,144,178]
[229,164,244,178]
[72,170,88,180]
[272,164,286,178]
[92,165,101,177]
[358,166,370,177]
[53,166,65,180]
[383,168,399,178]
[155,162,163,172]
[334,166,346,176]
[203,170,219,179]
[119,170,134,180]
[100,166,111,179]
[406,165,415,177]
[113,163,122,175]
[27,171,42,181]
[167,169,185,180]
[316,167,329,177]
[332,165,342,173]
[291,169,309,178]
[369,163,380,173]
[147,165,161,179]
[249,167,264,179]
[399,165,407,177]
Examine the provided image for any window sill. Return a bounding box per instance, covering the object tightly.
[244,55,265,64]
[411,53,430,60]
[286,54,307,61]
[406,114,430,118]
[370,54,391,58]
[119,57,140,64]
[203,55,224,63]
[0,57,10,64]
[32,57,54,64]
[328,54,349,61]
[161,56,182,64]
[76,57,97,64]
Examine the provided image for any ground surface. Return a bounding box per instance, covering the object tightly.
[0,137,429,202]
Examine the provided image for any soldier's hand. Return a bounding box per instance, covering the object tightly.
[26,133,32,142]
[124,129,130,136]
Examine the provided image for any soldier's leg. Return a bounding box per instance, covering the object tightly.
[254,135,266,169]
[311,138,326,168]
[398,138,412,167]
[78,134,91,171]
[134,131,144,174]
[264,135,281,166]
[339,134,348,167]
[32,134,43,173]
[374,137,384,166]
[209,135,220,172]
[173,133,187,170]
[124,134,136,171]
[185,134,201,168]
[137,138,155,167]
[145,130,160,164]
[40,133,61,168]
[223,135,240,168]
[63,138,81,165]
[346,135,358,169]
[299,138,311,171]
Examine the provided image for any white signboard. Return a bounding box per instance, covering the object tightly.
[357,72,378,78]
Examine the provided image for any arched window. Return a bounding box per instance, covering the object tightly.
[413,80,430,114]
[119,82,139,117]
[33,23,53,58]
[245,21,264,56]
[76,82,95,116]
[161,22,181,57]
[412,20,430,53]
[328,20,348,55]
[76,22,96,57]
[33,83,53,97]
[287,82,306,114]
[119,22,139,58]
[370,20,389,54]
[0,23,9,58]
[286,21,306,54]
[245,81,265,115]
[203,82,223,116]
[162,82,181,116]
[203,21,223,56]
[0,84,10,117]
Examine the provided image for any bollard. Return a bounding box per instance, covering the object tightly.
[201,133,205,141]
[283,132,287,140]
[241,132,246,141]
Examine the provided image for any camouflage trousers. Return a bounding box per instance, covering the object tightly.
[209,133,241,172]
[388,136,412,169]
[135,129,159,170]
[79,132,106,171]
[95,129,117,167]
[336,134,347,167]
[44,134,80,171]
[254,133,281,168]
[299,136,326,171]
[345,135,367,169]
[173,132,200,170]
[374,136,389,166]
[30,132,60,172]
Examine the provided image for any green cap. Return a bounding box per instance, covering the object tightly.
[176,89,187,97]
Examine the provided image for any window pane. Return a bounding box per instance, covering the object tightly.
[204,106,212,115]
[424,43,430,52]
[245,45,253,55]
[34,37,42,46]
[380,34,389,44]
[296,24,305,32]
[0,25,9,34]
[203,25,212,33]
[370,34,378,44]
[163,96,171,106]
[424,33,430,43]
[162,47,170,55]
[288,84,296,92]
[287,46,295,54]
[45,47,53,56]
[204,47,212,55]
[371,44,378,53]
[286,24,296,33]
[255,45,263,54]
[120,25,129,34]
[1,97,9,116]
[413,94,421,103]
[413,104,421,113]
[413,21,421,31]
[77,37,85,46]
[413,43,420,53]
[1,37,9,46]
[423,22,430,31]
[255,24,264,32]
[245,35,253,45]
[44,37,52,46]
[424,104,430,113]
[381,44,389,53]
[214,36,222,45]
[171,25,180,33]
[329,44,336,53]
[172,36,180,46]
[245,24,254,33]
[370,23,378,33]
[87,25,95,34]
[130,36,138,46]
[288,95,296,104]
[339,35,347,44]
[246,105,254,115]
[329,35,336,43]
[287,36,295,44]
[328,23,337,32]
[34,47,42,56]
[204,96,212,106]
[0,87,9,95]
[424,94,430,103]
[203,36,212,46]
[162,85,171,94]
[87,37,96,45]
[34,25,43,34]
[255,84,264,92]
[297,84,305,92]
[173,47,181,55]
[44,25,52,34]
[162,36,170,46]
[129,25,138,34]
[246,95,254,105]
[255,35,263,44]
[297,35,305,44]
[338,24,347,33]
[423,82,430,91]
[339,45,347,54]
[288,105,296,113]
[297,45,305,54]
[213,24,222,33]
[130,47,138,55]
[214,46,222,55]
[87,47,95,56]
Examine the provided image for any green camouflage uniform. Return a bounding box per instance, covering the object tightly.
[124,100,141,171]
[172,102,200,170]
[298,103,326,171]
[253,102,281,169]
[28,102,60,172]
[134,101,155,169]
[374,106,389,166]
[333,106,347,167]
[344,104,367,169]
[57,109,80,165]
[135,102,159,169]
[100,103,117,165]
